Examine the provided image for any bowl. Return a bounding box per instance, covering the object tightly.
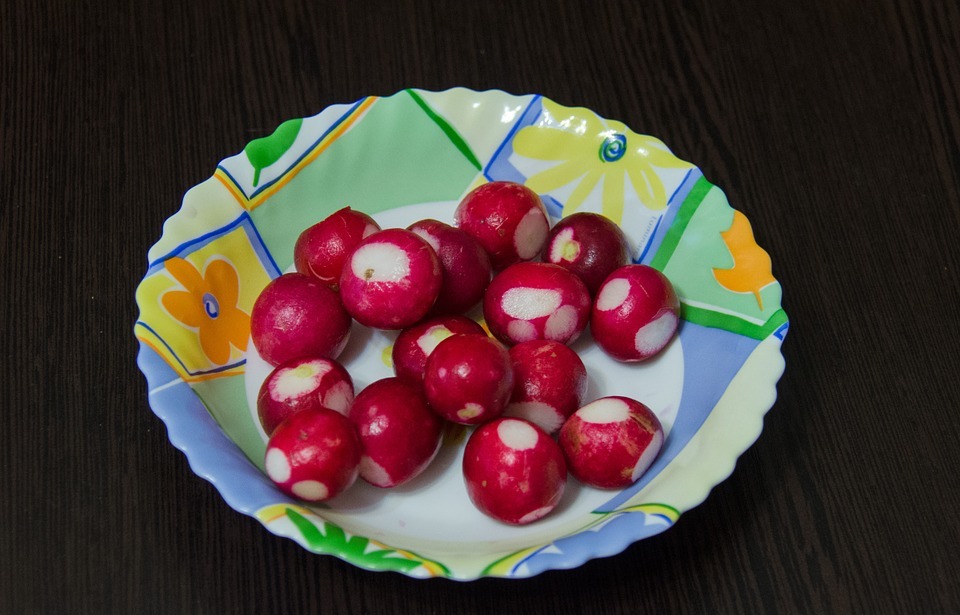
[134,88,788,580]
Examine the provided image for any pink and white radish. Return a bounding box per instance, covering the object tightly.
[294,206,381,289]
[462,418,567,525]
[407,218,492,315]
[338,228,442,330]
[256,356,354,435]
[591,264,680,362]
[558,396,664,489]
[542,212,630,296]
[423,334,514,425]
[482,262,591,346]
[348,377,445,488]
[504,340,588,435]
[454,181,550,270]
[264,407,361,502]
[250,272,352,366]
[391,315,486,382]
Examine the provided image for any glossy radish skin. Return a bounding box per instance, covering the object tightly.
[463,418,567,525]
[483,262,591,346]
[454,181,550,270]
[294,207,381,289]
[339,228,442,330]
[591,265,680,362]
[543,212,630,296]
[559,396,664,489]
[408,219,492,315]
[504,340,588,435]
[392,315,486,382]
[257,356,354,435]
[250,273,352,366]
[348,377,444,488]
[423,334,514,425]
[264,407,361,502]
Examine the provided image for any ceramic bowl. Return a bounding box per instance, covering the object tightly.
[135,88,788,580]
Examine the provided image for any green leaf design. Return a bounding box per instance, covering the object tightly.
[244,118,303,187]
[285,508,423,574]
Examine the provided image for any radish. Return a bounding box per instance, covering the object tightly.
[462,418,567,525]
[422,334,514,425]
[482,262,591,346]
[591,264,680,362]
[407,218,492,315]
[338,228,442,330]
[250,272,352,366]
[256,356,354,435]
[391,315,486,382]
[348,377,445,488]
[504,340,588,435]
[542,212,630,296]
[294,206,381,290]
[264,407,361,502]
[453,181,550,270]
[558,396,664,489]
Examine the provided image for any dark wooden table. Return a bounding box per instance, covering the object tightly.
[4,0,959,612]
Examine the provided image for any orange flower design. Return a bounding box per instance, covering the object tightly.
[161,257,251,365]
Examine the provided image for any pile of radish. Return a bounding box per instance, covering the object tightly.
[250,182,681,525]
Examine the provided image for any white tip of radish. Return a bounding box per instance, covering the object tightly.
[458,403,485,421]
[416,325,454,356]
[506,401,564,434]
[507,320,538,342]
[595,278,631,311]
[501,287,562,319]
[544,305,578,341]
[360,455,392,487]
[411,228,442,252]
[272,360,331,401]
[518,505,554,525]
[497,419,539,451]
[631,429,664,481]
[549,228,580,263]
[349,242,411,283]
[291,480,329,501]
[321,381,353,415]
[578,398,632,424]
[514,208,549,260]
[265,448,292,482]
[634,313,678,356]
[361,223,379,239]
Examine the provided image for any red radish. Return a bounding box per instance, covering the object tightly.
[462,418,567,525]
[257,356,354,435]
[454,181,550,270]
[482,262,591,346]
[338,228,442,330]
[392,315,486,382]
[542,212,630,295]
[250,273,352,366]
[407,218,492,315]
[348,377,444,488]
[558,396,664,489]
[264,407,361,502]
[294,206,381,289]
[423,334,514,425]
[591,264,680,362]
[504,340,588,435]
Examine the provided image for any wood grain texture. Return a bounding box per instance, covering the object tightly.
[2,0,959,612]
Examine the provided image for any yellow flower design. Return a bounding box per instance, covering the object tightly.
[513,100,693,223]
[161,257,251,365]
